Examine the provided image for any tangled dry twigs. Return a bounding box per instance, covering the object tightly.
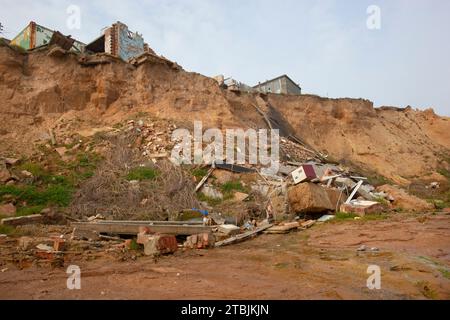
[70,132,199,220]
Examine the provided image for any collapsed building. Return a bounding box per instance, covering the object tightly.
[9,21,154,62]
[10,21,85,52]
[85,21,155,61]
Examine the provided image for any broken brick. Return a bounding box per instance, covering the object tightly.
[53,238,66,252]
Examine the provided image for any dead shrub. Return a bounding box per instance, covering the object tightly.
[70,132,199,220]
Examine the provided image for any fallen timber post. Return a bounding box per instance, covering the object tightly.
[215,224,274,248]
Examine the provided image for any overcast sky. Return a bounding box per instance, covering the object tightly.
[1,0,449,116]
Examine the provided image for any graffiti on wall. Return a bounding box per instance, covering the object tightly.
[117,23,145,61]
[10,24,32,49]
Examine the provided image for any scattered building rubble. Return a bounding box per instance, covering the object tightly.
[0,107,440,265]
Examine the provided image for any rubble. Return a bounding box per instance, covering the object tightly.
[218,224,241,236]
[291,164,317,184]
[377,185,434,212]
[340,200,386,217]
[184,233,215,249]
[137,232,178,257]
[0,30,445,272]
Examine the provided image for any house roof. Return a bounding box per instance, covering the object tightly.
[253,74,301,90]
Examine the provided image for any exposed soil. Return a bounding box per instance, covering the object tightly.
[1,43,449,185]
[1,213,449,300]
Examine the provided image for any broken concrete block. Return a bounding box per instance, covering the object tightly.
[18,236,34,251]
[184,233,215,249]
[142,234,178,256]
[218,224,241,236]
[340,201,385,217]
[71,227,100,241]
[324,188,344,210]
[291,165,317,184]
[288,183,334,214]
[1,214,43,226]
[137,232,153,245]
[0,203,16,217]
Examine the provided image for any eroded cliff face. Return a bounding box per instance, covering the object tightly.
[268,95,450,184]
[1,43,449,184]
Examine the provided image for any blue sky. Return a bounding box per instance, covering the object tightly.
[1,0,449,116]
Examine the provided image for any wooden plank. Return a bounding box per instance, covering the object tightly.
[195,167,215,192]
[215,224,273,248]
[264,222,300,234]
[71,222,211,236]
[1,214,44,226]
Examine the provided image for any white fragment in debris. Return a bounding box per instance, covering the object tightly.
[317,215,335,222]
[36,244,54,252]
[357,245,367,252]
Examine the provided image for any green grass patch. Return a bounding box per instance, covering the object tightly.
[126,167,159,181]
[18,162,46,179]
[362,214,389,221]
[16,205,45,217]
[437,168,450,179]
[334,212,358,220]
[191,167,209,179]
[130,239,140,251]
[374,196,389,206]
[0,184,73,207]
[439,269,450,280]
[219,181,249,200]
[0,224,15,235]
[197,193,222,206]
